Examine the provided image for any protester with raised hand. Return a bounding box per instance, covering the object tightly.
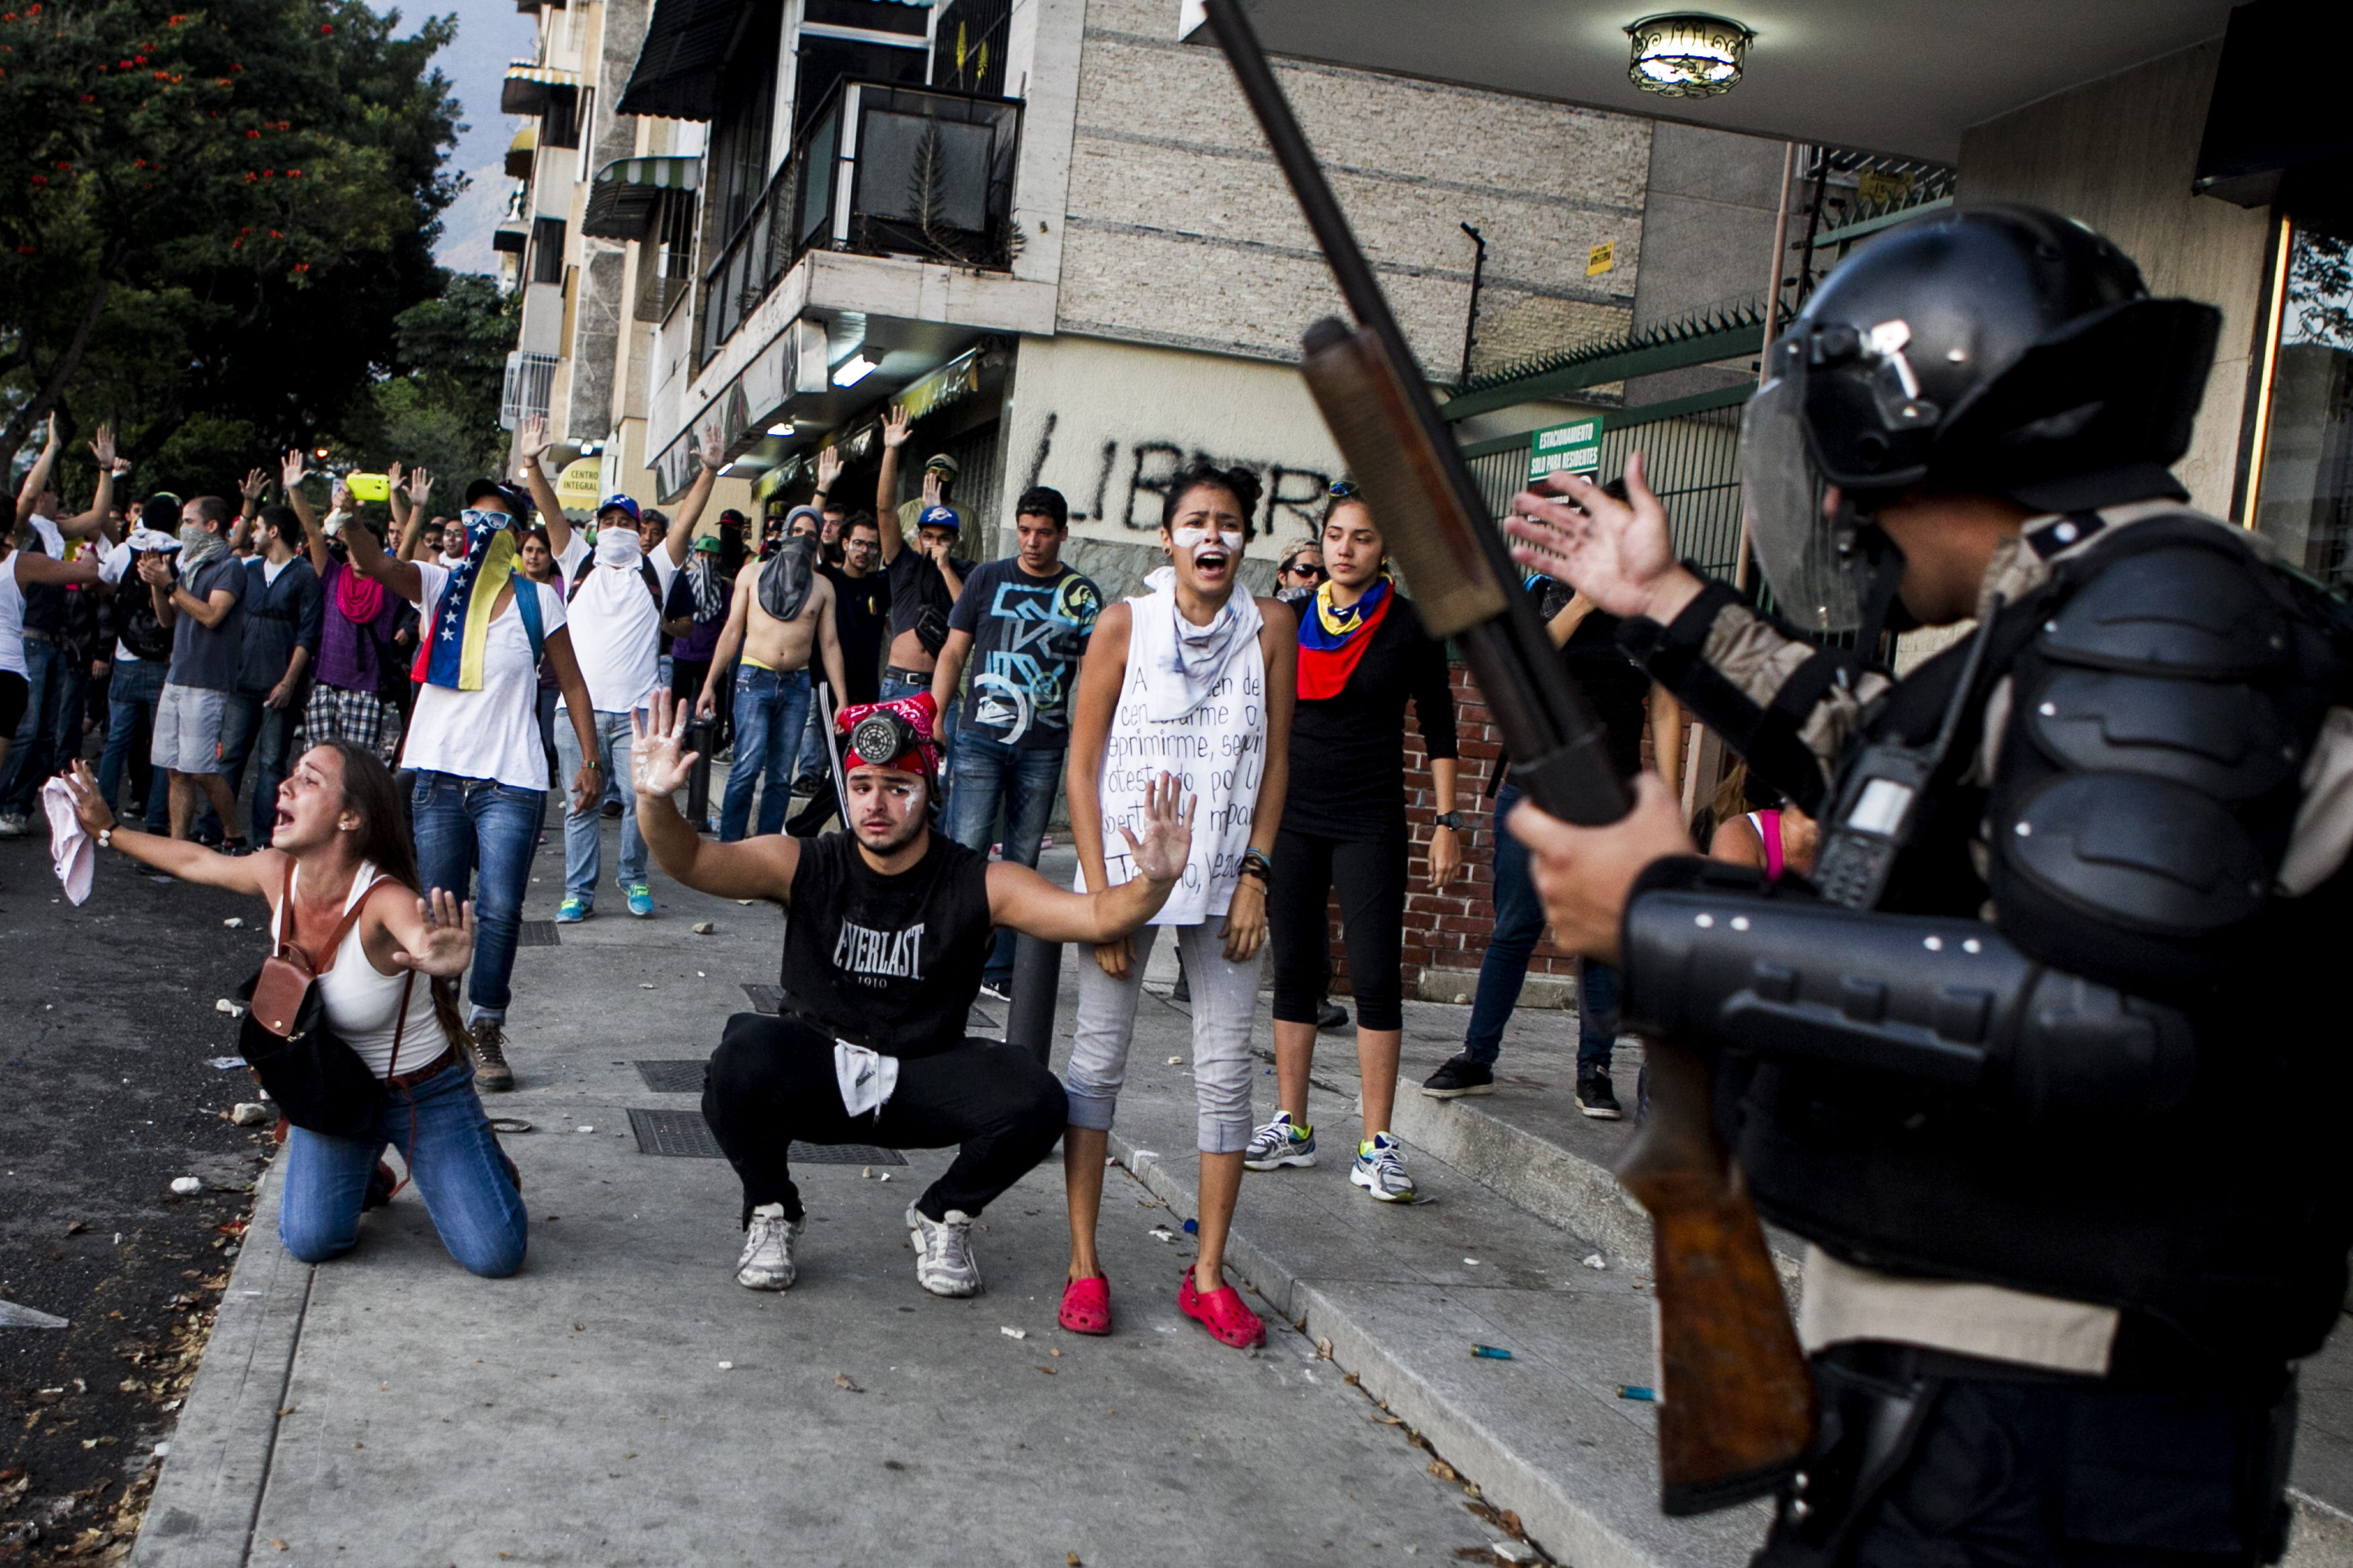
[286,456,409,766]
[93,493,183,830]
[0,423,118,839]
[0,518,106,794]
[62,748,527,1277]
[1059,462,1295,1350]
[342,463,597,1091]
[518,413,709,919]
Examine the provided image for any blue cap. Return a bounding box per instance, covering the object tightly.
[598,493,641,522]
[916,505,961,533]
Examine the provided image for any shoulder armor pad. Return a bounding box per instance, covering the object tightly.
[2001,773,2266,938]
[2024,669,2298,802]
[2039,546,2288,679]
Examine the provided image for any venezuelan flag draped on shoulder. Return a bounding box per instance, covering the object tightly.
[412,509,539,689]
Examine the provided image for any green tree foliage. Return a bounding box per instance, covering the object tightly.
[0,0,468,499]
[343,269,516,488]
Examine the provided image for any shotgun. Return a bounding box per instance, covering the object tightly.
[1199,0,1814,1515]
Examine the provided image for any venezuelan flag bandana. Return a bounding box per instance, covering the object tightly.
[1295,571,1394,700]
[412,509,520,690]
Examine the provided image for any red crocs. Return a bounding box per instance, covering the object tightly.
[1059,1274,1113,1335]
[1178,1266,1265,1349]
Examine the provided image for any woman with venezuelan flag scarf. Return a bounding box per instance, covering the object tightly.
[342,460,598,1094]
[1244,483,1462,1204]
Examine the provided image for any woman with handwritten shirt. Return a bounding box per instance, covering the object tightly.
[1058,462,1296,1350]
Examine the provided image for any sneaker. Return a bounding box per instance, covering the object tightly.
[978,979,1013,1004]
[1351,1132,1417,1202]
[624,882,655,917]
[1316,998,1349,1032]
[555,895,591,923]
[1576,1069,1625,1120]
[1421,1055,1495,1098]
[0,811,26,839]
[1243,1112,1317,1171]
[468,1020,515,1093]
[906,1202,983,1297]
[735,1203,804,1290]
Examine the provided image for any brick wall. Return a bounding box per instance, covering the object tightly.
[1324,661,1584,998]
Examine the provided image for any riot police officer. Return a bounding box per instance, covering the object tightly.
[1504,204,2353,1565]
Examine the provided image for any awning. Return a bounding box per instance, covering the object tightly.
[501,62,580,117]
[580,155,700,241]
[618,0,754,122]
[2194,0,2353,237]
[504,125,536,181]
[491,225,528,255]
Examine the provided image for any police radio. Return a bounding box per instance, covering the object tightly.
[1811,600,2001,911]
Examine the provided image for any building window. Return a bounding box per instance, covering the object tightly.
[530,216,567,286]
[795,0,932,134]
[542,85,584,150]
[2249,222,2353,590]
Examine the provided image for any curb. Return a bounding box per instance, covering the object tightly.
[128,1159,305,1568]
[1107,1130,1756,1568]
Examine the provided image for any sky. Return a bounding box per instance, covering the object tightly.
[375,0,539,275]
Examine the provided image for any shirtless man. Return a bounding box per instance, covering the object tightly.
[631,688,1193,1298]
[696,509,848,841]
[873,409,971,739]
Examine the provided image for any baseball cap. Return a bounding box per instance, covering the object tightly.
[924,453,961,480]
[464,478,530,517]
[692,534,724,554]
[916,505,961,534]
[598,493,641,522]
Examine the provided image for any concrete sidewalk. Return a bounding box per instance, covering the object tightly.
[128,825,1513,1568]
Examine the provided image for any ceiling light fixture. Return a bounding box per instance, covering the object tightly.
[832,354,878,388]
[766,423,793,437]
[1625,13,1753,98]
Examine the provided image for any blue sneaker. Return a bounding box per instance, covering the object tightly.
[556,895,591,923]
[625,882,655,917]
[1243,1111,1317,1171]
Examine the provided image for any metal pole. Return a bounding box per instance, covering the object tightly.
[1458,222,1486,391]
[1004,931,1062,1065]
[686,718,715,825]
[1733,140,1796,598]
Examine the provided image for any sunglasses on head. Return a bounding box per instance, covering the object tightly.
[1327,479,1359,499]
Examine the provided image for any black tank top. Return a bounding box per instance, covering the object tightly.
[779,830,992,1058]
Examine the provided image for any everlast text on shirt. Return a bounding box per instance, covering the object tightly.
[832,920,926,987]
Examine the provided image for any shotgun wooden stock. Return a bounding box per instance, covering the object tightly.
[1616,1043,1816,1515]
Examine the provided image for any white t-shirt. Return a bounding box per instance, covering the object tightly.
[401,562,569,791]
[555,536,678,714]
[0,559,26,678]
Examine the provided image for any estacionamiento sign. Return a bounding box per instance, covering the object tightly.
[1527,417,1605,482]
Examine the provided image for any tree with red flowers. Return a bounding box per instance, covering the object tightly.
[0,0,462,491]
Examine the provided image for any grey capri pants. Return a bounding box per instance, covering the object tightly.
[1064,922,1263,1155]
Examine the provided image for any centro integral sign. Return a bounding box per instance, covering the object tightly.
[1527,417,1605,482]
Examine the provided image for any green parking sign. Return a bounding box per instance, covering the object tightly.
[1527,417,1605,482]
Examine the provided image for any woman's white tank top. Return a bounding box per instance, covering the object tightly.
[0,556,26,678]
[272,862,432,1079]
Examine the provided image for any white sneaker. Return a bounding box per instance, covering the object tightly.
[906,1202,983,1297]
[735,1203,803,1290]
[0,811,27,839]
[1351,1132,1418,1202]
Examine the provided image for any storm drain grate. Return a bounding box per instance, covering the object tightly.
[634,1059,707,1094]
[626,1108,906,1165]
[514,921,561,948]
[741,983,783,1014]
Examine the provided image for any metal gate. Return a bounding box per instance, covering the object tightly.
[1466,400,1745,582]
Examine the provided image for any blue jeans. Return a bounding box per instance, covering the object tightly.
[881,673,955,757]
[720,667,811,841]
[553,707,647,899]
[1462,781,1618,1071]
[410,771,545,1025]
[278,1059,528,1277]
[944,733,1064,987]
[792,691,830,788]
[97,657,170,831]
[214,690,298,845]
[0,637,87,813]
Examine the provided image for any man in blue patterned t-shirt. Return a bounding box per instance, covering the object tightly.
[928,485,1101,998]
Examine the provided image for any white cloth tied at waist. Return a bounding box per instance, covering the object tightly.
[834,1039,900,1118]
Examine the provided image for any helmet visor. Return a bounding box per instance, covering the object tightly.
[1740,340,1866,633]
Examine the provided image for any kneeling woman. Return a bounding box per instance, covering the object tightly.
[65,745,524,1277]
[1060,463,1296,1348]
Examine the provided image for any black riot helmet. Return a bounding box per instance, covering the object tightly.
[1741,203,2221,632]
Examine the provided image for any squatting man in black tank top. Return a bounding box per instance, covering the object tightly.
[630,687,1195,1298]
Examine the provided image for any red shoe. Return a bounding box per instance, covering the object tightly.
[1059,1274,1113,1335]
[1178,1266,1265,1348]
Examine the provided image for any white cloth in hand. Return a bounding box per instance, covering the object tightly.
[42,776,91,905]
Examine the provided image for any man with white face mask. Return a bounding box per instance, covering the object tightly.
[516,415,715,921]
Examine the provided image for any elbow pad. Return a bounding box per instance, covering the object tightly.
[1620,864,2196,1121]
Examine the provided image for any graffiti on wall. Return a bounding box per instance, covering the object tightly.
[1021,413,1336,542]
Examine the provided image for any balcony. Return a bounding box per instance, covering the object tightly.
[698,81,1021,367]
[499,350,559,431]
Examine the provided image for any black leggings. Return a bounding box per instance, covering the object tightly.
[701,1012,1067,1227]
[1267,828,1408,1032]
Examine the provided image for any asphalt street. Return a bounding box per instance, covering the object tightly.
[1,832,278,1558]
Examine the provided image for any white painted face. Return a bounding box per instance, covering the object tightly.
[1170,525,1245,553]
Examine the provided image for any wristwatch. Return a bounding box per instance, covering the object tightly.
[1433,811,1464,831]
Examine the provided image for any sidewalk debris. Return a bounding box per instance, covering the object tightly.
[1581,1253,1607,1270]
[1470,1345,1513,1360]
[487,1118,534,1134]
[229,1103,271,1127]
[222,917,245,929]
[716,1361,734,1370]
[834,1372,863,1393]
[1148,1227,1176,1243]
[692,921,715,934]
[169,1178,202,1196]
[206,1057,244,1070]
[1000,1326,1027,1340]
[1615,1384,1657,1402]
[575,1126,595,1134]
[214,998,245,1016]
